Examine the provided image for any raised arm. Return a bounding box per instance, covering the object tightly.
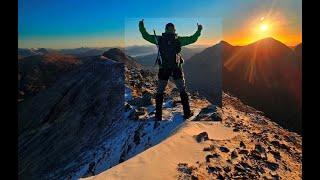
[139,20,158,45]
[178,24,203,46]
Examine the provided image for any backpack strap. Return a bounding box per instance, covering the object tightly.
[154,36,162,66]
[154,47,162,66]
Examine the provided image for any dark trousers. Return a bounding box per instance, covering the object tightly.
[155,67,191,120]
[156,67,186,94]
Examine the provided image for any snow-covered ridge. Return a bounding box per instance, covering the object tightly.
[78,68,212,179]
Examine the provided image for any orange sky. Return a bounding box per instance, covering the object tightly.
[195,6,302,47]
[222,9,302,46]
[224,30,301,47]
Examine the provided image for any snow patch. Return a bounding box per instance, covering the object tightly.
[124,86,133,101]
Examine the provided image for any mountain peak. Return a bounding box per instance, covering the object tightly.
[217,40,233,47]
[102,48,125,57]
[248,37,292,51]
[37,48,49,54]
[102,48,129,61]
[102,48,141,69]
[207,40,233,50]
[260,37,277,41]
[219,40,232,46]
[255,37,283,45]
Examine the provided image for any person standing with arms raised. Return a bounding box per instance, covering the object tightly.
[138,19,202,122]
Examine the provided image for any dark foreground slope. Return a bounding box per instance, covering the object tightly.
[18,49,178,179]
[18,58,125,179]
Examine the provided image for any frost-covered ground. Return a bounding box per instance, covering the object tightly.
[74,83,207,179]
[81,93,236,180]
[82,92,302,180]
[77,67,301,180]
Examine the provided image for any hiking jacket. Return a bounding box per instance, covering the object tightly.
[139,23,202,69]
[139,23,202,47]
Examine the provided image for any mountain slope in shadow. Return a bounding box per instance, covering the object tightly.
[184,37,302,133]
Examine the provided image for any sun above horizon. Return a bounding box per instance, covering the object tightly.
[260,23,268,31]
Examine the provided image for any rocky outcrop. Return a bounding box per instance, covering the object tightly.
[175,93,302,180]
[102,48,142,69]
[18,59,125,180]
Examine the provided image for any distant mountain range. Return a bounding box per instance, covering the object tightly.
[18,45,155,58]
[124,45,157,57]
[18,48,50,58]
[18,45,206,64]
[18,47,114,58]
[133,46,207,71]
[184,37,302,133]
[18,48,142,101]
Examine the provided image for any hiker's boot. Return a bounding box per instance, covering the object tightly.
[155,93,164,121]
[180,91,194,119]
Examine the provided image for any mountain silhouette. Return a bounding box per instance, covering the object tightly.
[184,37,302,133]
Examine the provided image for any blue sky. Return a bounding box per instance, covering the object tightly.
[18,0,301,48]
[124,18,222,47]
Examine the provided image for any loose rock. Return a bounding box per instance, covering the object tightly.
[195,132,209,143]
[231,150,238,159]
[219,146,230,153]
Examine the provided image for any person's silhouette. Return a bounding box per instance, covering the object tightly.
[139,20,202,121]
